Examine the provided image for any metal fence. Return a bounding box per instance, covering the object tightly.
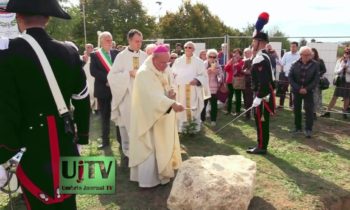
[144,35,350,84]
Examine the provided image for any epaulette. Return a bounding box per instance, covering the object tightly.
[252,54,264,65]
[0,37,9,50]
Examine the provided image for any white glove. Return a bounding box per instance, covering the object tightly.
[77,144,82,155]
[253,97,262,107]
[264,94,270,102]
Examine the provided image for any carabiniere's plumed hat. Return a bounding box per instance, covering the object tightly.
[1,0,71,19]
[252,12,269,42]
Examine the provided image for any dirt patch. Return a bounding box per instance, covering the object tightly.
[322,195,350,210]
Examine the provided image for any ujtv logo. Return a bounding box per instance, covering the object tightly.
[60,157,115,194]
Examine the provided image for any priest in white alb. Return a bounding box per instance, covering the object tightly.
[107,29,147,158]
[129,45,184,187]
[171,41,210,133]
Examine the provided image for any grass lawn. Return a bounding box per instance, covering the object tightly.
[1,87,350,210]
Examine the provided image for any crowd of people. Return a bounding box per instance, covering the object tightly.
[81,29,350,183]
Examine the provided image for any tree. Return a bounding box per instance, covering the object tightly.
[268,26,290,50]
[299,38,307,47]
[158,2,240,50]
[53,0,157,50]
[46,6,81,45]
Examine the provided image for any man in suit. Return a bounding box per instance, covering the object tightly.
[0,0,90,209]
[90,31,119,149]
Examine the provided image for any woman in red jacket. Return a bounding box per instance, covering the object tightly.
[224,48,245,115]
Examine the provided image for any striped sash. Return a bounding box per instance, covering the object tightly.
[95,49,112,73]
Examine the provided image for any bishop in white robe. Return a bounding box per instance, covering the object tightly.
[129,45,184,187]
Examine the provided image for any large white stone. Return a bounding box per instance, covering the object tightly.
[167,155,256,210]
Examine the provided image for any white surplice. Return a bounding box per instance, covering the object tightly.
[83,57,98,111]
[129,57,182,187]
[171,55,210,133]
[107,48,147,156]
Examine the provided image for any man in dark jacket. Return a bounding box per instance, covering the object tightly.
[90,32,119,149]
[289,46,319,138]
[0,0,89,209]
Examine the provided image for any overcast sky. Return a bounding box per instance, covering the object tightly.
[71,0,350,42]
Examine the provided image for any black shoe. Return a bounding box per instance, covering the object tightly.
[121,156,129,168]
[343,113,348,119]
[277,105,284,109]
[246,147,267,154]
[305,130,312,138]
[320,112,330,118]
[235,111,242,116]
[291,128,302,134]
[98,144,110,150]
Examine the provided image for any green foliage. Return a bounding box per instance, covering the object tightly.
[158,2,240,50]
[47,0,156,51]
[269,28,291,50]
[299,38,307,47]
[78,0,156,47]
[46,6,82,45]
[49,0,298,54]
[180,119,199,136]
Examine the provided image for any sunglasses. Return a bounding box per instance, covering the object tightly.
[209,56,217,59]
[170,57,177,59]
[184,46,193,49]
[345,51,350,54]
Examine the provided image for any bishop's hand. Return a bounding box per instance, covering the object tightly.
[172,102,185,112]
[129,69,137,78]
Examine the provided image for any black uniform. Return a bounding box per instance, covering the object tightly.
[250,50,276,151]
[90,50,119,147]
[0,28,90,209]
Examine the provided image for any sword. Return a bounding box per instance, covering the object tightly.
[215,106,254,134]
[184,107,197,110]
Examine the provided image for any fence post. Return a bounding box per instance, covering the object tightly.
[225,34,230,65]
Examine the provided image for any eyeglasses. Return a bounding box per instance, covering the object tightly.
[170,57,177,59]
[184,46,193,49]
[300,54,311,56]
[209,56,217,59]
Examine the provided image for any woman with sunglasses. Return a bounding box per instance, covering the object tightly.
[321,47,350,119]
[200,49,223,126]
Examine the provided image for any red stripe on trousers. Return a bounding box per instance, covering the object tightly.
[256,106,263,149]
[16,116,71,204]
[22,188,32,210]
[47,116,60,191]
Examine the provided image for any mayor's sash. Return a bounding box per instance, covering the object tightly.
[95,49,112,73]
